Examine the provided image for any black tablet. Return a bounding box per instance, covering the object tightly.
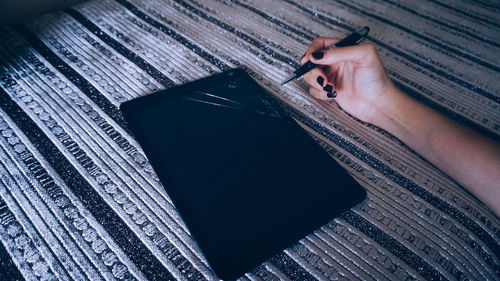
[120,69,366,280]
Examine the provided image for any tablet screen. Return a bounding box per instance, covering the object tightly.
[120,69,366,279]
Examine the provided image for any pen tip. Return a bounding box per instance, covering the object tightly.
[281,74,296,85]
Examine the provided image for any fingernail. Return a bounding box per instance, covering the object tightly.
[316,76,324,86]
[323,84,333,93]
[312,51,324,60]
[327,92,335,98]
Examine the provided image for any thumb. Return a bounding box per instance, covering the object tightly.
[310,43,378,66]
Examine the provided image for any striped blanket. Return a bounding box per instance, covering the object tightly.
[0,0,498,280]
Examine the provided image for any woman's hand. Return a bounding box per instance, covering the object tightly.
[301,38,396,124]
[301,37,500,216]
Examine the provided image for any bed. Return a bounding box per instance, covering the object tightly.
[0,0,498,280]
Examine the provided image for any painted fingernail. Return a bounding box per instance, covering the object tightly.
[323,84,333,93]
[327,92,335,98]
[316,76,324,86]
[330,91,337,98]
[312,51,324,60]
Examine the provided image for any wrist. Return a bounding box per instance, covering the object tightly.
[367,85,435,154]
[365,84,406,129]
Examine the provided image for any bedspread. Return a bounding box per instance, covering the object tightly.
[0,0,499,280]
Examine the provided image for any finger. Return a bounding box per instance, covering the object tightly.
[323,83,337,99]
[302,66,328,90]
[308,37,340,53]
[309,85,336,101]
[310,43,379,66]
[300,54,308,65]
[302,37,341,64]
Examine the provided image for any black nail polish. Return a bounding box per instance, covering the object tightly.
[327,92,334,98]
[316,76,324,86]
[312,51,324,60]
[323,84,333,93]
[331,91,337,98]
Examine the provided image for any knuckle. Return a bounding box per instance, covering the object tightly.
[363,43,376,53]
[324,49,335,58]
[312,37,324,43]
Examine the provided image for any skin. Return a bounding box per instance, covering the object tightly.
[301,38,500,217]
[2,2,497,217]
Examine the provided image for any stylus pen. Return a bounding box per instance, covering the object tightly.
[281,26,370,85]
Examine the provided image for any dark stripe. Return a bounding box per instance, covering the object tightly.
[0,88,175,281]
[115,0,231,71]
[172,0,300,68]
[318,136,499,275]
[194,0,500,137]
[0,152,75,279]
[88,6,312,277]
[463,0,500,12]
[64,8,176,89]
[286,105,500,277]
[229,0,315,41]
[268,253,317,281]
[189,0,500,106]
[13,25,132,135]
[282,0,500,104]
[458,0,500,11]
[121,0,499,250]
[53,0,500,262]
[0,92,124,279]
[340,211,449,281]
[41,0,500,264]
[7,3,496,278]
[224,1,500,135]
[0,52,206,280]
[126,0,500,109]
[333,0,500,73]
[2,142,107,279]
[0,199,27,281]
[0,41,140,157]
[61,4,474,278]
[64,8,316,278]
[0,238,25,281]
[133,0,500,252]
[425,0,500,28]
[279,99,500,258]
[379,0,500,48]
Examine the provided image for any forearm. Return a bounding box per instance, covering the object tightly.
[371,86,500,216]
[0,0,87,26]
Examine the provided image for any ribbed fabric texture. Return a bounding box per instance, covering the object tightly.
[0,0,498,280]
